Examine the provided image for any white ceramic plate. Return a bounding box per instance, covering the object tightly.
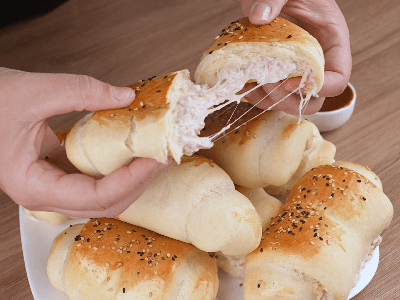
[20,206,379,300]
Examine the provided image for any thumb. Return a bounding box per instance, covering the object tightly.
[243,0,287,25]
[5,69,136,120]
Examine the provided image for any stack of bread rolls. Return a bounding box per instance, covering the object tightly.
[30,16,393,300]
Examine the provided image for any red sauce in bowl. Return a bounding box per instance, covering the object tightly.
[319,85,354,112]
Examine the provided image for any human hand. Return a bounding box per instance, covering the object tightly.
[0,68,169,218]
[240,0,352,115]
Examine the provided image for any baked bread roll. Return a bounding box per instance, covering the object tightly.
[211,187,283,278]
[47,218,218,300]
[243,161,393,300]
[198,102,313,188]
[117,155,262,256]
[65,70,224,177]
[195,17,324,97]
[265,122,336,195]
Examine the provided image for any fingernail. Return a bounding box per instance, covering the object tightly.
[250,2,271,22]
[111,86,135,102]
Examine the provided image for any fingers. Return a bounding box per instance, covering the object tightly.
[0,68,135,121]
[17,157,170,218]
[242,0,287,24]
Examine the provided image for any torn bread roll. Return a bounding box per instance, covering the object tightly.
[66,17,325,178]
[66,70,217,177]
[243,161,393,300]
[47,218,218,300]
[116,155,262,256]
[211,187,283,278]
[198,102,313,188]
[195,17,324,99]
[265,122,336,195]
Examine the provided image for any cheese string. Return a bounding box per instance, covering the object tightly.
[210,86,301,142]
[206,78,290,139]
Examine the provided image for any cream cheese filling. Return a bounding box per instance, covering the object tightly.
[174,57,318,155]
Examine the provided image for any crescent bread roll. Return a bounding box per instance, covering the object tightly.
[47,218,219,300]
[243,162,393,300]
[195,17,324,95]
[116,155,262,256]
[212,187,283,278]
[198,102,313,188]
[265,122,336,195]
[65,70,222,177]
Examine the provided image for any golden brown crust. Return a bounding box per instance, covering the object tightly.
[244,163,394,299]
[63,218,218,299]
[91,72,177,126]
[206,17,319,55]
[258,164,379,258]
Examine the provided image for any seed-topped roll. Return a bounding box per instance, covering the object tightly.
[195,17,324,96]
[243,161,393,300]
[47,218,219,300]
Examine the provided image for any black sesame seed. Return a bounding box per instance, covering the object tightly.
[257,284,261,288]
[319,237,324,241]
[299,227,303,231]
[123,288,126,293]
[156,90,161,92]
[209,51,213,54]
[287,34,292,38]
[357,180,362,183]
[260,248,264,252]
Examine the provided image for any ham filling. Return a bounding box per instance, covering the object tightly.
[174,57,318,155]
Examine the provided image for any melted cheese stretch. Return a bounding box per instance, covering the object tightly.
[174,57,318,155]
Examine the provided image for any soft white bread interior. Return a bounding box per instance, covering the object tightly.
[47,218,219,300]
[265,122,336,195]
[117,155,262,256]
[198,103,313,188]
[243,162,393,300]
[211,187,283,278]
[195,17,324,95]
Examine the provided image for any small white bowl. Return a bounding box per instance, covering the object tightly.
[304,82,356,132]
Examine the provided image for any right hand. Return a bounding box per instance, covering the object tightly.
[0,68,169,218]
[240,0,352,115]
